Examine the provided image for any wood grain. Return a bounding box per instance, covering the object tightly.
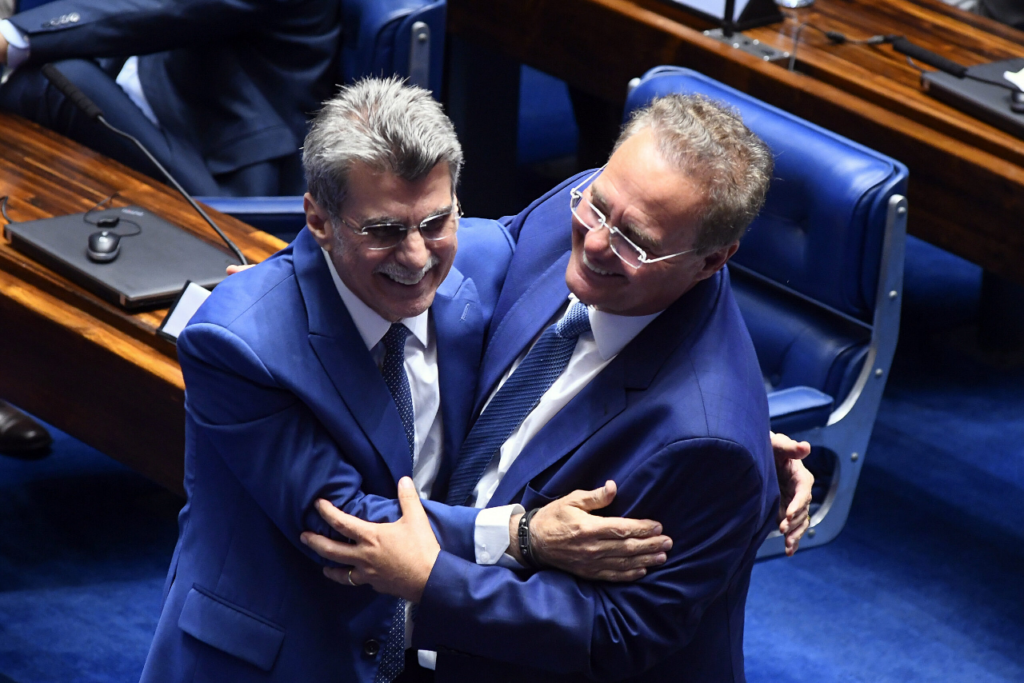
[0,112,286,493]
[448,0,1024,284]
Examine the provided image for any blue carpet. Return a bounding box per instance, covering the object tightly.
[745,236,1024,682]
[0,431,180,682]
[1,237,1022,681]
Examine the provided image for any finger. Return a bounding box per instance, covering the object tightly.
[770,432,812,460]
[582,515,664,540]
[785,516,811,556]
[593,567,648,583]
[594,552,668,571]
[785,468,814,521]
[786,501,810,527]
[585,535,673,558]
[225,264,255,275]
[316,499,372,541]
[301,532,360,564]
[396,477,428,525]
[568,480,618,513]
[324,566,365,587]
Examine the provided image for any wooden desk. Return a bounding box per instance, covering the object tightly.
[448,0,1024,284]
[0,113,285,494]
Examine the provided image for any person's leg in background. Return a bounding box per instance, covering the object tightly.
[0,58,221,195]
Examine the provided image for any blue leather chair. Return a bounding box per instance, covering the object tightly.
[197,0,446,238]
[624,67,908,557]
[340,0,445,100]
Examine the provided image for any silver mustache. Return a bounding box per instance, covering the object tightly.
[374,254,440,285]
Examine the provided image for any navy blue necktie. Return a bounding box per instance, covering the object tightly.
[381,323,415,459]
[376,323,414,683]
[445,301,592,506]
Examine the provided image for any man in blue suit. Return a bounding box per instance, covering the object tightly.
[0,0,338,195]
[305,93,781,682]
[140,78,673,683]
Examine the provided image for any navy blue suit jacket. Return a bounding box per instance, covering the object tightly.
[140,221,513,681]
[10,0,339,182]
[413,177,779,682]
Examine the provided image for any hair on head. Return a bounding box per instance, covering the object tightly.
[303,76,463,223]
[615,94,773,253]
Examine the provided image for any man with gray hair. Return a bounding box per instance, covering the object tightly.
[140,77,676,683]
[304,92,788,682]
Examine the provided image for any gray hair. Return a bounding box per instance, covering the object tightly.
[303,76,463,222]
[615,94,773,253]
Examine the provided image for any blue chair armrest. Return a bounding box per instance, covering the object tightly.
[768,386,834,433]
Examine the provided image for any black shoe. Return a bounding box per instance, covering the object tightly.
[0,400,53,457]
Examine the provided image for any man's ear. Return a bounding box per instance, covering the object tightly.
[694,241,740,282]
[304,193,332,250]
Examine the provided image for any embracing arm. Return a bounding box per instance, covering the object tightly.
[177,321,481,565]
[180,321,668,572]
[307,439,773,679]
[418,441,769,678]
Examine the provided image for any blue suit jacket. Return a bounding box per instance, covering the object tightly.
[139,221,513,681]
[413,177,779,682]
[11,0,339,185]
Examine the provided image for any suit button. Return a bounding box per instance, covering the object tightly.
[363,639,380,657]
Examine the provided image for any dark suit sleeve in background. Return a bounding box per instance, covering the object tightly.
[11,0,284,64]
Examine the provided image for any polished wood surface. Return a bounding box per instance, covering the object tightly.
[449,0,1024,283]
[0,112,285,493]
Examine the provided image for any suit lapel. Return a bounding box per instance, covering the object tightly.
[485,270,725,507]
[432,267,483,492]
[293,231,413,483]
[473,252,571,413]
[487,359,627,506]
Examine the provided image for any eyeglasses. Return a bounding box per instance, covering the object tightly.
[339,200,463,251]
[569,167,695,270]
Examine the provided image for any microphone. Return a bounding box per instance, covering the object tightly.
[891,38,968,78]
[40,64,248,265]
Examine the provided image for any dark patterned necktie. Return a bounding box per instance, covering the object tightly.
[376,323,414,683]
[381,323,415,458]
[445,301,591,506]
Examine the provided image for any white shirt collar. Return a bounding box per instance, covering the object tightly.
[570,294,661,361]
[321,248,430,350]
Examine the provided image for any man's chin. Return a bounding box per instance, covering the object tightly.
[566,264,611,309]
[374,276,437,320]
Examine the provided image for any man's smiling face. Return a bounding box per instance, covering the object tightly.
[307,160,457,322]
[565,127,730,317]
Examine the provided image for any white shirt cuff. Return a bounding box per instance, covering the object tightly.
[0,19,30,71]
[417,650,437,670]
[473,503,524,565]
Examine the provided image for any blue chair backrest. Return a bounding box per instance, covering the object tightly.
[624,67,908,326]
[340,0,445,99]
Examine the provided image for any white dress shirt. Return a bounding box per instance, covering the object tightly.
[323,249,443,498]
[471,295,662,509]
